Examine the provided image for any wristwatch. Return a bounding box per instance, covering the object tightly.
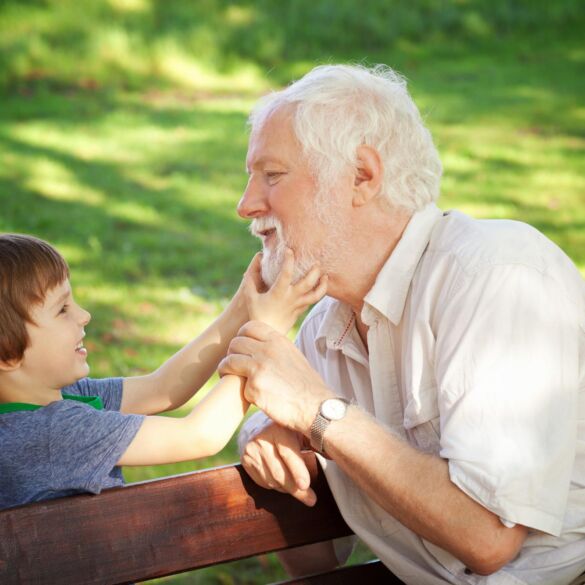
[310,397,350,454]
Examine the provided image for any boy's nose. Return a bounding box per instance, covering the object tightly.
[80,308,91,326]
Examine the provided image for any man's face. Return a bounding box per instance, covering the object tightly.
[238,107,345,286]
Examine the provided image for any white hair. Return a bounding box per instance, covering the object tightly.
[249,64,442,212]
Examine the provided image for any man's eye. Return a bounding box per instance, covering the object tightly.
[266,171,285,183]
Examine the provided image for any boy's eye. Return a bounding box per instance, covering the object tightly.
[59,304,69,315]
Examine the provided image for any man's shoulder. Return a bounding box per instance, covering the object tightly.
[430,210,568,275]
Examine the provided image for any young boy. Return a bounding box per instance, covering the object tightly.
[0,233,326,509]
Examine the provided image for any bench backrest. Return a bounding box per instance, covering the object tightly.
[0,455,353,584]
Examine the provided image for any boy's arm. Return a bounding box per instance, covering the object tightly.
[121,251,326,416]
[120,255,263,416]
[118,374,248,465]
[121,293,247,416]
[117,251,327,465]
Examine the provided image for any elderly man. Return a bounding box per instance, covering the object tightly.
[220,64,585,584]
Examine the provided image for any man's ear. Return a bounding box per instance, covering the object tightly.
[0,357,23,372]
[352,145,383,207]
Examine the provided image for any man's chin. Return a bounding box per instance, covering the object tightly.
[261,253,312,288]
[260,255,280,288]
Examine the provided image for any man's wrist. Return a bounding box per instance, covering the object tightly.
[297,389,338,433]
[309,397,351,455]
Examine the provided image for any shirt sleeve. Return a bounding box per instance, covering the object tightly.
[434,263,580,536]
[62,377,124,411]
[47,402,144,494]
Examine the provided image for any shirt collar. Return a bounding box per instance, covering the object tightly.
[363,203,443,326]
[313,203,443,354]
[314,299,355,355]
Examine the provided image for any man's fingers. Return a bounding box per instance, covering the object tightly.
[241,453,274,490]
[227,335,260,357]
[237,320,280,341]
[278,442,312,491]
[240,425,318,507]
[242,443,289,491]
[289,486,317,507]
[218,353,254,378]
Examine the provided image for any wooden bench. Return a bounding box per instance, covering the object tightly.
[0,453,402,584]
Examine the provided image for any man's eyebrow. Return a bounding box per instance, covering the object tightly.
[247,156,288,171]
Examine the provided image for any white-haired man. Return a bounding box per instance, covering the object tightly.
[219,64,585,584]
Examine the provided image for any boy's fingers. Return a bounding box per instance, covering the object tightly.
[272,248,295,290]
[294,263,321,292]
[300,274,328,306]
[246,252,266,292]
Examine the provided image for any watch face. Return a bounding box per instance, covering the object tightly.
[321,398,347,421]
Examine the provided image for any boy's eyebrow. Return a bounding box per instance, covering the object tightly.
[51,290,71,309]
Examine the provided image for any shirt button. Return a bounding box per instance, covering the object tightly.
[464,567,473,575]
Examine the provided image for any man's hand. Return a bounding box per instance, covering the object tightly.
[219,321,334,435]
[240,417,318,506]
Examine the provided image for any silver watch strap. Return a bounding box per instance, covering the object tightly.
[309,398,350,454]
[310,414,330,453]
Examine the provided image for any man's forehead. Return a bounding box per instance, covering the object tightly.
[246,110,300,169]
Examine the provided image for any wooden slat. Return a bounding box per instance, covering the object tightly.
[0,456,353,585]
[277,560,404,585]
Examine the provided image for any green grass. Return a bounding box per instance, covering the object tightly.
[1,1,584,583]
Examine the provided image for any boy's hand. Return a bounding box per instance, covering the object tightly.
[243,249,327,334]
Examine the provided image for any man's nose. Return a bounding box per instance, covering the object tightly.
[237,177,268,219]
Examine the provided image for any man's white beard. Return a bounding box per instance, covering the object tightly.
[250,216,319,287]
[249,183,344,288]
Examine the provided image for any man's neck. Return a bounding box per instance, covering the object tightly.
[324,206,413,349]
[327,206,412,314]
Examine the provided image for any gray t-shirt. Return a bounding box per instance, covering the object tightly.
[0,377,144,510]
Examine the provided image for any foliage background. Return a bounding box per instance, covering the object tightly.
[1,0,584,582]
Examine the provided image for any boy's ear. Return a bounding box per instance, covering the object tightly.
[0,357,23,372]
[352,145,384,207]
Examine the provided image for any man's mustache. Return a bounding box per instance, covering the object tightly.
[249,217,282,239]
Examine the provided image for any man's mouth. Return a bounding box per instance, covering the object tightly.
[250,218,281,248]
[258,228,276,239]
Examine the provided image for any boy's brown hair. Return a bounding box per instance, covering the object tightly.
[0,234,69,362]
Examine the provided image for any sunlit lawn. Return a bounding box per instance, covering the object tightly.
[1,29,584,584]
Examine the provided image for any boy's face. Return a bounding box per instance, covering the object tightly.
[20,279,91,389]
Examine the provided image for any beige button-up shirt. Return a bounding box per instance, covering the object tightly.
[291,204,585,584]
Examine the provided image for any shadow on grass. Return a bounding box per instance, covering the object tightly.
[0,99,257,293]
